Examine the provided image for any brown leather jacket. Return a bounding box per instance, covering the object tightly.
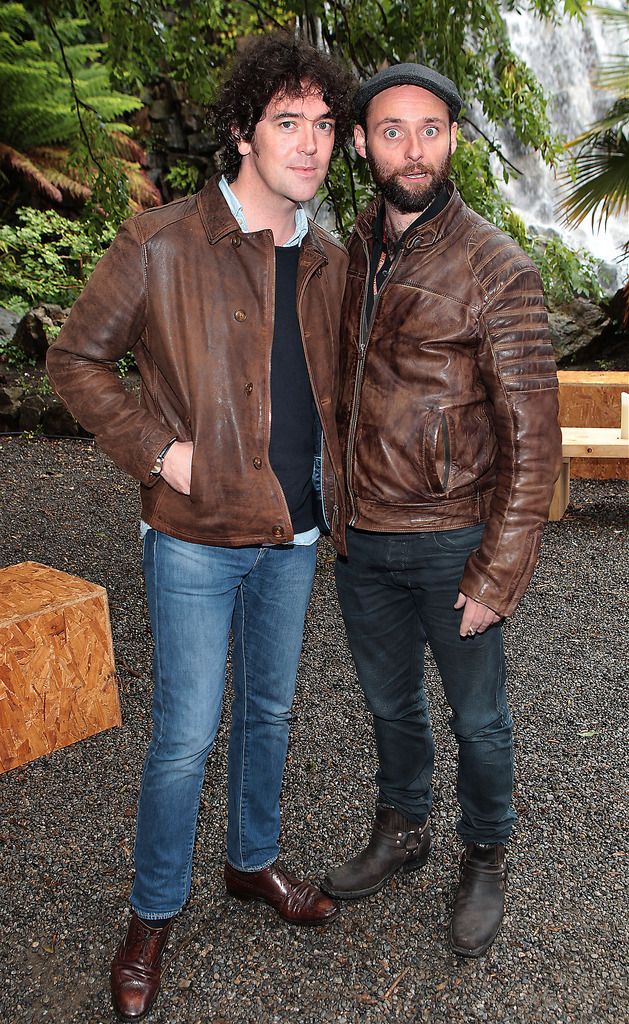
[338,184,562,616]
[47,176,348,552]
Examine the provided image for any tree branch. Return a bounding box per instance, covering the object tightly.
[239,0,290,32]
[43,1,107,176]
[462,115,523,177]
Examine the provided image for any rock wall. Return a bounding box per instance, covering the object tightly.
[140,78,221,201]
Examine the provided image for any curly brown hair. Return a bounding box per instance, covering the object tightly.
[209,32,356,181]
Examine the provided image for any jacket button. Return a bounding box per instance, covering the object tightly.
[272,525,285,538]
[231,236,241,247]
[234,309,247,322]
[252,457,262,469]
[315,266,323,277]
[244,382,253,395]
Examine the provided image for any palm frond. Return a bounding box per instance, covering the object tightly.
[110,131,147,165]
[30,145,90,185]
[121,161,162,208]
[40,167,92,201]
[558,132,629,228]
[0,142,63,202]
[568,101,629,145]
[596,60,629,94]
[590,5,629,29]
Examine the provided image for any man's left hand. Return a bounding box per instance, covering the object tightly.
[454,592,502,638]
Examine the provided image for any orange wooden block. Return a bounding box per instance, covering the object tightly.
[558,371,629,480]
[0,562,121,773]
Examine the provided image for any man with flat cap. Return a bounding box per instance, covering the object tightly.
[322,63,561,957]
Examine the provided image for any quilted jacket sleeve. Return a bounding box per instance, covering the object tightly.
[459,264,562,616]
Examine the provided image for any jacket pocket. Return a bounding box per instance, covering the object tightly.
[425,402,493,497]
[423,410,451,495]
[188,442,200,502]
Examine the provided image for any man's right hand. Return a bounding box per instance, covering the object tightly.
[160,441,193,494]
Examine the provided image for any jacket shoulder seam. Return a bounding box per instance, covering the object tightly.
[122,219,149,327]
[130,199,199,245]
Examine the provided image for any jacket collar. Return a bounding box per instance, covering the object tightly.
[196,174,327,266]
[355,179,464,250]
[196,174,240,242]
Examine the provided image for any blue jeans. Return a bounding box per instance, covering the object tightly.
[335,525,515,845]
[131,529,317,920]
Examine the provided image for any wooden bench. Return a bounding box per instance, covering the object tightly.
[549,424,629,521]
[558,370,629,480]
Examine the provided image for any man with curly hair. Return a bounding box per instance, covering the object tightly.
[47,33,354,1021]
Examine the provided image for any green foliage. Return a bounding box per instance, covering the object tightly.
[0,206,115,308]
[0,5,141,152]
[12,369,54,394]
[163,160,201,196]
[322,145,374,238]
[73,0,295,104]
[525,235,603,305]
[0,1,157,223]
[0,337,35,366]
[116,351,136,376]
[2,0,604,311]
[450,136,528,247]
[78,0,582,168]
[559,4,629,233]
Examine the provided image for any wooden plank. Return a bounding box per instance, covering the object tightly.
[0,562,121,773]
[561,427,629,458]
[558,371,629,387]
[548,458,571,522]
[558,371,629,480]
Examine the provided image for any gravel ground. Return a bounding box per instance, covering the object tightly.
[0,436,627,1024]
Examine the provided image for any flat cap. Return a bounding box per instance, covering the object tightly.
[354,63,462,122]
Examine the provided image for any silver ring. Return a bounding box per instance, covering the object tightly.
[467,628,476,637]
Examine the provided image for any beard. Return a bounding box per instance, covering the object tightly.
[366,146,452,214]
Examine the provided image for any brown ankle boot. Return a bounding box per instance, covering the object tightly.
[110,912,173,1021]
[449,844,507,957]
[322,804,431,899]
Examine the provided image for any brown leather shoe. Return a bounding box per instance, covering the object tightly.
[224,860,340,925]
[322,804,431,899]
[449,844,508,957]
[110,913,173,1021]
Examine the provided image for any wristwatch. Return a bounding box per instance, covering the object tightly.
[150,438,178,477]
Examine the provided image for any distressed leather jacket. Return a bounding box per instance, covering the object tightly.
[47,176,347,552]
[338,184,561,616]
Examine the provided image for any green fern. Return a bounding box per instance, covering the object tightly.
[0,2,157,219]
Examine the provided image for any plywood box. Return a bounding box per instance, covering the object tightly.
[0,562,121,773]
[558,371,629,480]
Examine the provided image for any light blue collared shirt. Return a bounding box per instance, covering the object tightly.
[218,175,309,247]
[141,178,318,548]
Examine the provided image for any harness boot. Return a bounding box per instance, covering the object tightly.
[322,803,431,899]
[449,843,508,957]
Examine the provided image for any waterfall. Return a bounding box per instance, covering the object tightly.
[499,1,629,291]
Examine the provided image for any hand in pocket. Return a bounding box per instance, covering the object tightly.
[161,441,193,495]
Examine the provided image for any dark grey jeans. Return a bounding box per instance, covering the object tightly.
[335,524,516,845]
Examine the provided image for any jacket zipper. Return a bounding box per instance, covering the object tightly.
[345,238,405,525]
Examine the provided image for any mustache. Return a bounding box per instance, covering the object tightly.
[397,163,432,176]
